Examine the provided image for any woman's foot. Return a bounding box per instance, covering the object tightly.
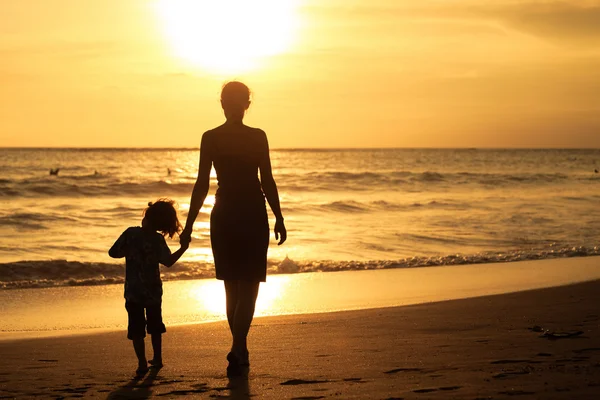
[149,359,163,369]
[238,350,250,367]
[226,352,242,377]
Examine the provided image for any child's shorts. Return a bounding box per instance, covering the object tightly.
[125,301,167,340]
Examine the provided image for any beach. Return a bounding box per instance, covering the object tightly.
[3,0,600,398]
[2,262,600,399]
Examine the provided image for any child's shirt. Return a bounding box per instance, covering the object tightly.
[109,226,172,305]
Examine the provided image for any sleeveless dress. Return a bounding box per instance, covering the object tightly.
[210,152,270,282]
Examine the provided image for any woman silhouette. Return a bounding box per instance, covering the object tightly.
[180,81,287,377]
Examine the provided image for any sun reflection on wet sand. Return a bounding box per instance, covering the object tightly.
[189,275,291,317]
[190,281,224,316]
[4,258,600,340]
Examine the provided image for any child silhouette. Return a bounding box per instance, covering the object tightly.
[109,199,188,377]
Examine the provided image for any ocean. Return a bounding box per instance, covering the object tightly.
[1,147,600,290]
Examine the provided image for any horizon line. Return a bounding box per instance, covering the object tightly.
[2,146,600,151]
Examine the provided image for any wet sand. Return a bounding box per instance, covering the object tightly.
[1,278,599,399]
[3,256,600,340]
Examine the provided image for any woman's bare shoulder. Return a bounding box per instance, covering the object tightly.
[201,126,222,142]
[249,125,265,133]
[245,126,267,140]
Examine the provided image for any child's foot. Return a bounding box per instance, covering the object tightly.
[149,359,163,369]
[135,362,149,378]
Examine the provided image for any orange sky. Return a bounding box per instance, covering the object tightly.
[1,0,600,148]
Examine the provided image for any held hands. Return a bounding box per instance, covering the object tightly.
[179,229,192,248]
[180,221,286,246]
[180,238,190,251]
[274,218,287,245]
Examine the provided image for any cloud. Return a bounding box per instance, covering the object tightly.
[434,1,600,46]
[331,1,600,44]
[486,2,600,43]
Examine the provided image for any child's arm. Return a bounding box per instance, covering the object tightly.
[108,228,130,258]
[158,237,188,268]
[163,245,188,268]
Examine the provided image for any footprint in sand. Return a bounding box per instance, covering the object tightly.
[413,388,437,393]
[439,386,462,391]
[491,359,541,365]
[280,379,329,385]
[573,347,600,354]
[413,386,462,394]
[54,386,89,394]
[157,388,210,396]
[342,377,364,383]
[155,378,185,385]
[291,397,326,400]
[498,389,536,396]
[493,370,530,379]
[384,368,422,374]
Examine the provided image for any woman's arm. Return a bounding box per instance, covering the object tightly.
[258,130,287,245]
[181,133,212,245]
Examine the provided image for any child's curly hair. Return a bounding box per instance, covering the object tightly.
[143,198,183,238]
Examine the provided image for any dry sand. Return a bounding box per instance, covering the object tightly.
[1,279,600,399]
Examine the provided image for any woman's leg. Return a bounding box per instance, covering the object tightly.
[224,280,260,357]
[224,280,239,334]
[232,281,260,357]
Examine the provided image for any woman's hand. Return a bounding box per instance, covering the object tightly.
[274,218,287,245]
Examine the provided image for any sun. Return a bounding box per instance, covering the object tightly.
[154,0,300,74]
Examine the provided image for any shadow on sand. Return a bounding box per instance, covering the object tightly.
[105,368,252,399]
[107,367,160,399]
[225,375,251,399]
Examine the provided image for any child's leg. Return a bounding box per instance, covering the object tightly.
[150,334,162,365]
[132,338,147,366]
[146,303,167,366]
[126,301,148,373]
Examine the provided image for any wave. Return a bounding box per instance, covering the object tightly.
[0,260,213,290]
[274,170,596,192]
[0,212,81,230]
[0,170,597,198]
[308,199,467,214]
[0,178,196,198]
[319,200,370,213]
[0,199,470,230]
[2,245,598,290]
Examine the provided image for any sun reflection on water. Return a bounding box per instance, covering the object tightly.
[184,246,213,261]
